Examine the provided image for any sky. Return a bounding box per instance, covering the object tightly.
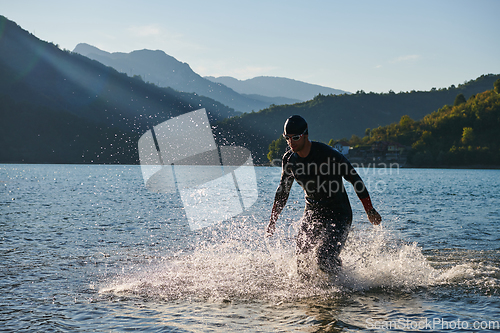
[2,0,500,93]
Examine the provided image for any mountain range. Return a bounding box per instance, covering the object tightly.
[0,16,235,163]
[73,43,346,113]
[1,15,499,165]
[204,76,347,101]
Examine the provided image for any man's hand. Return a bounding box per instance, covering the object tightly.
[266,220,276,237]
[367,209,382,225]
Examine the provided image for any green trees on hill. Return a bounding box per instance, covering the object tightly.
[454,93,466,106]
[268,79,500,167]
[334,79,500,167]
[226,74,500,165]
[267,136,287,164]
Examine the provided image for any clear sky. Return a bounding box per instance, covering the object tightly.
[2,0,499,93]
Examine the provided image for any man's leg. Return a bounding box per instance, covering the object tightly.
[317,215,352,275]
[295,212,324,281]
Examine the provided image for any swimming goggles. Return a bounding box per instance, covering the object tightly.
[283,128,308,141]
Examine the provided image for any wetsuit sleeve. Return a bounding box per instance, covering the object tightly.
[339,155,381,224]
[269,156,294,224]
[339,155,370,201]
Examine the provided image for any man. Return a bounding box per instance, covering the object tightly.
[266,115,381,278]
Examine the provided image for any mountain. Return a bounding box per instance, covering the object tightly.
[0,16,236,164]
[213,74,500,164]
[205,76,349,101]
[73,43,299,112]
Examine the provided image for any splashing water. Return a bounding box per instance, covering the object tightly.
[339,226,440,291]
[100,219,463,302]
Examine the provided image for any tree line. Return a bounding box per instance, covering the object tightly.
[220,74,500,165]
[267,79,500,167]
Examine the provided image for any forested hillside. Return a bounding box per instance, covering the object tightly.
[0,16,235,163]
[267,80,500,167]
[215,74,500,164]
[1,14,499,166]
[366,80,500,166]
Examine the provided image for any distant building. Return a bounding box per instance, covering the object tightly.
[371,141,407,160]
[332,141,350,155]
[386,142,406,160]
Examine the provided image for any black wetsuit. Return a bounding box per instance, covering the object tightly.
[274,142,370,275]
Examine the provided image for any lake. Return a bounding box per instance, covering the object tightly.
[1,164,499,332]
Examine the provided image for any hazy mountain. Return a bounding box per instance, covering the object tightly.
[205,76,349,101]
[0,16,235,163]
[73,43,299,112]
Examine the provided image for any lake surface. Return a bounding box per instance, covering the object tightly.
[1,164,500,332]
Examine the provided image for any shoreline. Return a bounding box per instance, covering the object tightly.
[1,161,500,170]
[256,161,500,170]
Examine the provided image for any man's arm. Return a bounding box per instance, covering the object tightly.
[266,170,294,236]
[341,157,382,225]
[360,195,382,225]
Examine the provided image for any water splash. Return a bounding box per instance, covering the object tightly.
[100,220,481,302]
[339,226,440,291]
[427,248,500,296]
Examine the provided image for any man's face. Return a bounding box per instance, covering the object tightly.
[285,133,307,153]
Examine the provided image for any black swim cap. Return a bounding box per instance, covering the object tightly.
[284,115,308,135]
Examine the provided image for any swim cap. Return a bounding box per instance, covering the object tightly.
[284,115,308,135]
